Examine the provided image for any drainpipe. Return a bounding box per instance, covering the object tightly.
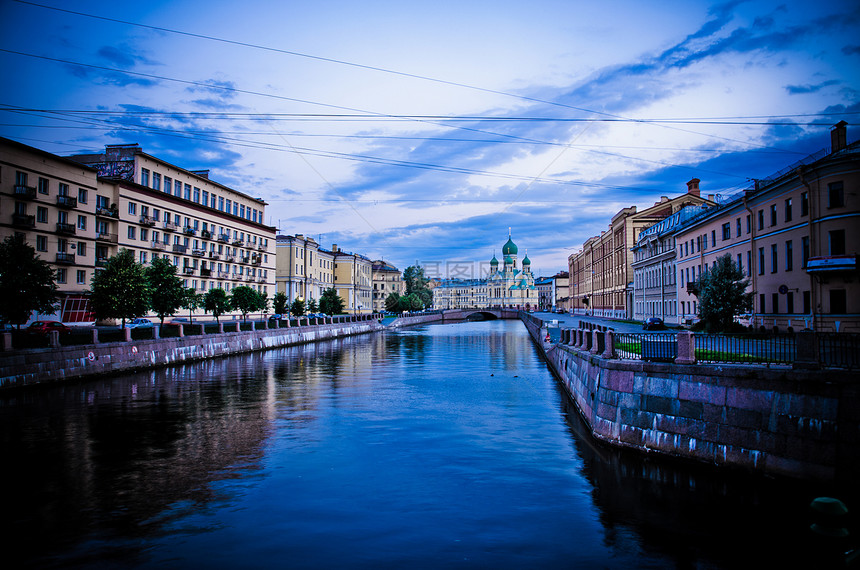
[799,165,818,331]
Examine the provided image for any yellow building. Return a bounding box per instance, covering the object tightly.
[372,260,404,312]
[333,245,373,314]
[275,234,334,306]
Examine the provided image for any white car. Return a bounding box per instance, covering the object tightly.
[127,318,154,328]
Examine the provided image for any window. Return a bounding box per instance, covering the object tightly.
[57,268,67,284]
[746,214,751,234]
[802,236,810,268]
[140,251,147,264]
[174,179,182,197]
[184,184,191,200]
[758,247,765,275]
[141,168,150,187]
[702,234,708,249]
[772,293,779,314]
[785,198,792,222]
[737,253,743,274]
[829,230,846,255]
[194,187,200,203]
[164,176,172,193]
[128,202,137,215]
[58,183,69,196]
[36,206,48,223]
[711,230,716,247]
[828,182,844,208]
[803,291,811,314]
[128,226,136,239]
[771,244,778,273]
[153,172,161,191]
[757,210,764,231]
[787,292,794,314]
[202,190,209,206]
[801,191,809,216]
[36,235,47,251]
[78,188,87,204]
[721,223,731,241]
[226,199,232,214]
[141,228,148,241]
[830,289,847,314]
[219,196,225,211]
[747,251,751,275]
[77,215,86,230]
[153,208,160,221]
[770,204,777,226]
[785,240,793,271]
[78,242,86,256]
[76,270,86,285]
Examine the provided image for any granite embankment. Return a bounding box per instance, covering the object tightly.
[520,313,860,483]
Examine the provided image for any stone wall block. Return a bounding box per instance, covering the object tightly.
[645,375,679,398]
[727,386,775,413]
[602,369,634,393]
[679,380,726,406]
[724,407,763,430]
[643,395,677,416]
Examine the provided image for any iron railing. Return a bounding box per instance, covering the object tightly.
[818,333,860,370]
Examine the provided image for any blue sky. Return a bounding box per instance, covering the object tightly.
[1,0,858,276]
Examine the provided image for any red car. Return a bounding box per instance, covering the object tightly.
[27,321,71,335]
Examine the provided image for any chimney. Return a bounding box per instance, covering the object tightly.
[191,169,210,179]
[831,121,847,153]
[332,244,338,252]
[707,194,715,202]
[686,178,701,197]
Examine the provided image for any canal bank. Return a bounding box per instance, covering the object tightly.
[520,313,860,484]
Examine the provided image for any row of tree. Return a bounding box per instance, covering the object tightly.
[384,265,433,312]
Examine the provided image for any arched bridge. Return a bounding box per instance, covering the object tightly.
[441,308,521,321]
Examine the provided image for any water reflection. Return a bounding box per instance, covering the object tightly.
[1,321,856,569]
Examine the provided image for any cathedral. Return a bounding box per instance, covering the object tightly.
[432,231,538,310]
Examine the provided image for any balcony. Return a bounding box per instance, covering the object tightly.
[13,185,37,199]
[806,255,858,273]
[218,233,230,243]
[56,252,76,264]
[172,244,187,254]
[217,270,230,279]
[225,254,235,262]
[240,256,251,264]
[232,239,245,247]
[56,195,78,209]
[232,273,242,280]
[208,252,220,260]
[244,274,254,282]
[192,248,206,257]
[257,275,266,283]
[151,241,166,251]
[97,232,118,243]
[95,207,118,219]
[257,243,266,251]
[11,213,35,228]
[201,229,212,239]
[163,221,178,232]
[183,267,196,275]
[95,257,108,268]
[183,226,197,236]
[252,255,262,265]
[140,215,156,226]
[56,222,76,235]
[200,267,212,277]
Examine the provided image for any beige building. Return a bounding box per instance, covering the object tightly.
[673,122,858,332]
[275,234,334,306]
[1,137,277,324]
[372,260,404,312]
[569,179,714,319]
[333,245,373,314]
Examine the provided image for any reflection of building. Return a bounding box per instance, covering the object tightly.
[433,232,538,310]
[672,122,858,332]
[372,260,404,312]
[569,180,713,318]
[2,137,276,324]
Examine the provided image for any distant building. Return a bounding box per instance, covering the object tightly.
[372,260,404,312]
[332,244,373,314]
[275,234,334,306]
[568,179,714,318]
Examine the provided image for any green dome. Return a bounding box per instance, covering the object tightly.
[490,255,498,266]
[502,236,518,255]
[504,255,514,264]
[522,254,531,265]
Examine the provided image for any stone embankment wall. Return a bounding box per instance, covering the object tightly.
[386,313,444,327]
[520,314,860,483]
[1,321,382,390]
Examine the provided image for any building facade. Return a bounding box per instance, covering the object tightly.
[673,122,859,332]
[275,234,334,306]
[1,138,277,324]
[372,260,404,312]
[569,179,714,318]
[333,245,373,314]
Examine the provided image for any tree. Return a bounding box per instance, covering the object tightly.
[181,288,202,322]
[272,292,288,315]
[290,298,305,317]
[307,298,318,314]
[204,288,231,323]
[385,292,401,312]
[400,293,424,311]
[90,249,149,328]
[230,285,264,322]
[0,234,59,327]
[692,254,754,332]
[146,257,184,324]
[403,265,432,308]
[319,287,345,315]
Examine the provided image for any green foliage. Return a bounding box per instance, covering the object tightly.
[319,287,345,315]
[385,292,401,312]
[307,298,318,313]
[230,286,265,321]
[400,293,424,311]
[181,288,202,322]
[203,288,231,322]
[272,292,288,315]
[692,254,754,333]
[90,249,149,327]
[290,298,305,317]
[146,257,184,324]
[403,265,432,308]
[0,234,59,326]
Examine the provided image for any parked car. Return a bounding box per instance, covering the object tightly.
[642,317,666,331]
[268,314,283,322]
[126,318,154,328]
[27,321,71,335]
[166,317,190,326]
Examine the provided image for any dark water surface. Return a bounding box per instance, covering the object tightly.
[1,321,854,568]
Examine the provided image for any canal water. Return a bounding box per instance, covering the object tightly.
[1,320,854,568]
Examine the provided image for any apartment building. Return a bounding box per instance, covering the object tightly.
[333,245,373,314]
[432,279,489,310]
[673,122,858,332]
[569,179,713,318]
[69,144,276,304]
[1,137,101,322]
[372,260,404,312]
[275,234,334,305]
[631,204,710,324]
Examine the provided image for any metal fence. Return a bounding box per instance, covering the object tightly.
[694,333,796,366]
[614,333,677,362]
[818,333,860,370]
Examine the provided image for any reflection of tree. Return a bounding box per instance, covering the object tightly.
[1,356,274,566]
[554,392,842,569]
